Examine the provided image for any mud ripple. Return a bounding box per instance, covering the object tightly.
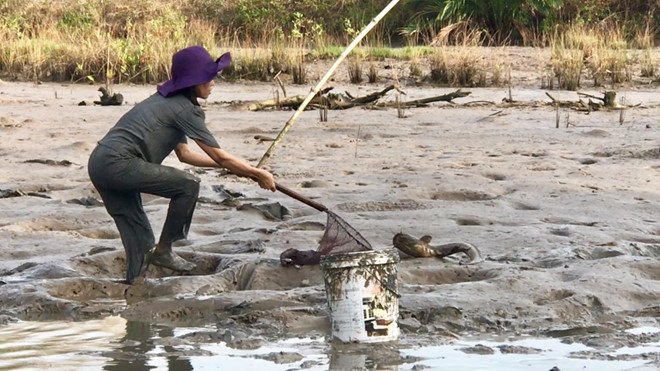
[542,217,598,227]
[336,199,430,212]
[592,146,660,159]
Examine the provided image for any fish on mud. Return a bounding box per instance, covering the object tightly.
[392,232,482,263]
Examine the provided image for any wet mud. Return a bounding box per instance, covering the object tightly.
[1,65,659,367]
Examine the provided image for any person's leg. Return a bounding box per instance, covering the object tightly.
[90,152,200,274]
[96,188,156,283]
[124,161,201,253]
[112,160,200,271]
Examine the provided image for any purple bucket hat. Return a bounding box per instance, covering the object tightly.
[157,46,231,97]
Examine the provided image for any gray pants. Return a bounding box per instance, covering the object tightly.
[88,144,200,283]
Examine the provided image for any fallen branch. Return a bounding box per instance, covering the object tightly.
[247,87,333,111]
[371,89,470,108]
[248,85,403,111]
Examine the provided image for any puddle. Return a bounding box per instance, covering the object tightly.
[402,336,660,371]
[0,318,657,370]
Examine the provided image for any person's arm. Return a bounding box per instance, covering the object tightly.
[174,142,218,168]
[178,141,276,191]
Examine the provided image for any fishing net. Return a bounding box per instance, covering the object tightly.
[318,211,372,255]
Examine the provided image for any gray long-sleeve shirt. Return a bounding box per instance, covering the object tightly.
[98,93,220,164]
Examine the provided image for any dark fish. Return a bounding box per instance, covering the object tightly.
[393,232,482,262]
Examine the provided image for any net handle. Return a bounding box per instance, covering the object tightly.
[276,183,328,212]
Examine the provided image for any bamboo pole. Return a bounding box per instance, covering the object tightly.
[257,0,401,168]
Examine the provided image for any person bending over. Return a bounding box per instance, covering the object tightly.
[88,46,276,284]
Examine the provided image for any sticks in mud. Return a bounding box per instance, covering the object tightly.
[246,86,471,111]
[545,91,639,112]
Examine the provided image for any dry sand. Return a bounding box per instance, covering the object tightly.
[0,48,659,365]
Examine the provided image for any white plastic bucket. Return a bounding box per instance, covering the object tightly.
[320,249,400,343]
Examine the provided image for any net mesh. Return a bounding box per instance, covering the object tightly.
[318,211,372,255]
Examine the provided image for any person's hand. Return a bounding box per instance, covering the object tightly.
[256,169,276,192]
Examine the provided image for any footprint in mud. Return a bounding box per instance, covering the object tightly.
[577,158,598,165]
[299,180,330,188]
[548,227,571,237]
[277,221,325,231]
[482,172,507,181]
[430,190,500,201]
[533,289,575,305]
[510,201,540,211]
[66,196,104,207]
[453,218,483,226]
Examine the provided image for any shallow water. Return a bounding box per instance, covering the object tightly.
[0,318,657,370]
[403,337,659,371]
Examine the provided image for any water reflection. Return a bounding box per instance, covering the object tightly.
[104,321,193,371]
[329,342,400,371]
[2,318,656,371]
[0,316,126,370]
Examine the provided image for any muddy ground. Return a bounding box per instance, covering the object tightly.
[0,47,659,367]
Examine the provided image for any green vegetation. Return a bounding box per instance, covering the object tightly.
[0,0,656,89]
[403,0,563,44]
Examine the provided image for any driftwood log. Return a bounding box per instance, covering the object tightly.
[371,89,471,108]
[247,85,470,111]
[248,85,403,111]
